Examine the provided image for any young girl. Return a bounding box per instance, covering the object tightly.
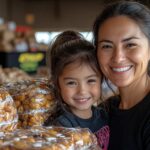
[45,30,109,150]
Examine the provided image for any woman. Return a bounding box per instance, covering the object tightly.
[93,1,150,150]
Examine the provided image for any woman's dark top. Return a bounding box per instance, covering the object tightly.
[107,93,150,150]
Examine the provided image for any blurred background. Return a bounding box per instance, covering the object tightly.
[0,0,149,82]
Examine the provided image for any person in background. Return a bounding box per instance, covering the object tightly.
[45,30,109,150]
[93,1,150,150]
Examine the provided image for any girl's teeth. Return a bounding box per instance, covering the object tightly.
[79,98,87,101]
[112,66,131,72]
[75,98,89,102]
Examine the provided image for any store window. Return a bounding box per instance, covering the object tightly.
[35,32,51,45]
[35,31,93,45]
[80,32,93,42]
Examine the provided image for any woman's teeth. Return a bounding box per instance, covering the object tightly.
[112,66,131,72]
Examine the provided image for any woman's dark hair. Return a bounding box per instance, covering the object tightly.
[93,1,150,49]
[45,30,101,125]
[92,1,150,93]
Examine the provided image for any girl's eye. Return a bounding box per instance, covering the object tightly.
[87,79,97,84]
[66,81,77,87]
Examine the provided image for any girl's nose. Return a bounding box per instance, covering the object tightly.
[77,83,87,94]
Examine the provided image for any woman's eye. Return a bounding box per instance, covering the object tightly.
[126,43,137,49]
[100,44,112,50]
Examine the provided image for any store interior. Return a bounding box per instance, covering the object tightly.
[0,0,149,79]
[0,0,105,81]
[0,0,149,149]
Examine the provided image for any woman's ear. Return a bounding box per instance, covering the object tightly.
[148,60,150,76]
[148,46,150,59]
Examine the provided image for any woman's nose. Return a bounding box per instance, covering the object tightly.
[112,47,126,63]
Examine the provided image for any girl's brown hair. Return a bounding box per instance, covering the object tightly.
[45,30,102,125]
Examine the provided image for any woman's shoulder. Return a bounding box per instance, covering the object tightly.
[98,95,120,112]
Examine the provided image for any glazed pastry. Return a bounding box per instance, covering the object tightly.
[0,88,18,132]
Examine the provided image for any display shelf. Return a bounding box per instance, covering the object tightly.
[0,51,46,74]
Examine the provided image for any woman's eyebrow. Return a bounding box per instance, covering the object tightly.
[122,36,139,42]
[98,37,140,43]
[98,40,113,44]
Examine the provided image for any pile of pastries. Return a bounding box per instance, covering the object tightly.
[0,126,97,150]
[2,79,55,128]
[0,67,32,84]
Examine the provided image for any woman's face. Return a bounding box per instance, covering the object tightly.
[97,15,150,88]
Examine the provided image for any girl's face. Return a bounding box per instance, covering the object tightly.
[97,15,150,88]
[58,61,101,118]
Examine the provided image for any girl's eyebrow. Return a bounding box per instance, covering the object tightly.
[63,74,98,80]
[63,77,76,80]
[86,74,98,79]
[98,37,140,43]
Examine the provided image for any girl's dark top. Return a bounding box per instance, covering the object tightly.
[107,92,150,150]
[45,106,109,150]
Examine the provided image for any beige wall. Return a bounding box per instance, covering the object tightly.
[0,0,104,31]
[0,0,149,31]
